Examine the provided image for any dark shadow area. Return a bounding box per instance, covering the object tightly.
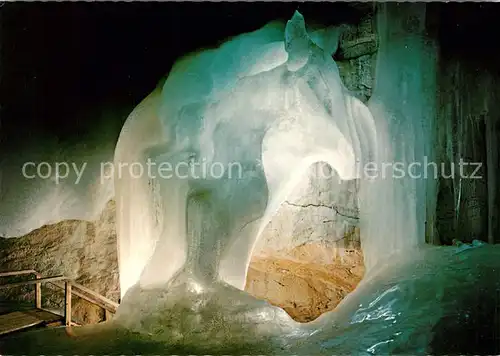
[0,2,370,149]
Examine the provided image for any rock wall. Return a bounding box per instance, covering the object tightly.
[434,59,500,245]
[336,12,377,102]
[428,2,500,246]
[0,201,119,324]
[247,238,364,322]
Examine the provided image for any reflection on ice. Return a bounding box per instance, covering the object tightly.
[2,245,500,354]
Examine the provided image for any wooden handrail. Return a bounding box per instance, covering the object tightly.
[0,270,37,277]
[0,275,66,288]
[0,269,119,324]
[65,282,71,326]
[0,270,42,309]
[71,281,119,310]
[49,281,118,314]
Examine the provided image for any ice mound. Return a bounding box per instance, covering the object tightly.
[114,277,304,350]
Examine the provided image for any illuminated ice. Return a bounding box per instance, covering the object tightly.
[114,11,378,300]
[360,3,438,270]
[111,6,456,350]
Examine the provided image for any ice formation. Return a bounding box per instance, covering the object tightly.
[360,3,438,270]
[109,5,457,352]
[114,12,377,300]
[115,2,437,306]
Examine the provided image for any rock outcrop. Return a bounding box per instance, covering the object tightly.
[247,239,363,322]
[0,201,119,324]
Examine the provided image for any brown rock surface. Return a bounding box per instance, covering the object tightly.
[245,241,364,323]
[336,13,378,60]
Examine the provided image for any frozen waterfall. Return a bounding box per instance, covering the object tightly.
[114,11,378,300]
[361,3,438,270]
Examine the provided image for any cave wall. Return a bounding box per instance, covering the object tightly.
[430,3,500,245]
[435,61,492,244]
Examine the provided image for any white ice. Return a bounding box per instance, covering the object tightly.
[114,11,378,300]
[111,6,453,352]
[2,4,496,355]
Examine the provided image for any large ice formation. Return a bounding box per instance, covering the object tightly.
[110,5,459,352]
[360,3,437,270]
[114,11,377,300]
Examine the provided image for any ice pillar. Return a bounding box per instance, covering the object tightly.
[361,3,437,270]
[114,12,378,299]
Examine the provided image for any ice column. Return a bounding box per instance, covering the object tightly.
[114,12,378,298]
[361,3,437,270]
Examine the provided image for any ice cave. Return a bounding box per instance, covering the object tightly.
[1,2,500,354]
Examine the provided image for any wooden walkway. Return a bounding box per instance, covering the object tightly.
[0,308,63,335]
[0,269,119,336]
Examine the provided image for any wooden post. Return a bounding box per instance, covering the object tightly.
[35,273,42,309]
[64,281,72,326]
[104,309,112,321]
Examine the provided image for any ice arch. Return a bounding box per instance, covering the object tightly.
[115,12,377,298]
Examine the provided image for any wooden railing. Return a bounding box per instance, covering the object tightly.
[0,270,119,326]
